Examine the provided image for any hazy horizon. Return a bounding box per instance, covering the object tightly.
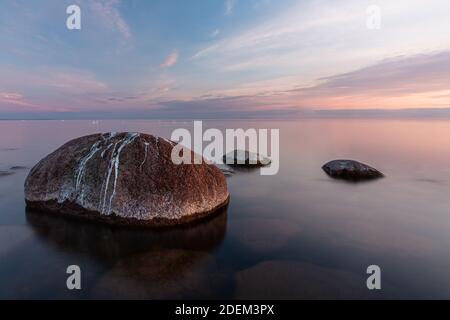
[3,107,450,120]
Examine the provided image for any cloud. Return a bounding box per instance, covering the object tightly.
[225,0,236,15]
[0,65,109,114]
[89,0,131,39]
[160,50,179,68]
[192,0,450,87]
[0,91,62,112]
[0,67,108,95]
[145,95,301,119]
[0,92,34,108]
[294,51,450,99]
[192,44,220,59]
[195,1,359,59]
[210,29,220,38]
[183,50,450,112]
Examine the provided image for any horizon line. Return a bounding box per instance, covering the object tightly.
[2,107,450,121]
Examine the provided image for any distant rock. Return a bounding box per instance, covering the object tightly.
[0,171,14,177]
[25,132,229,226]
[322,160,383,181]
[223,150,271,167]
[10,166,27,170]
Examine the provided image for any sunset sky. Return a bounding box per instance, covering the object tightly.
[1,0,450,119]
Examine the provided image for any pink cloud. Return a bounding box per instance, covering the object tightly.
[0,67,108,95]
[0,92,35,108]
[160,50,179,68]
[0,91,61,111]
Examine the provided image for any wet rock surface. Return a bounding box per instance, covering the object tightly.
[322,160,383,181]
[25,132,229,226]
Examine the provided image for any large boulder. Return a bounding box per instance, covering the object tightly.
[322,160,384,181]
[25,132,229,226]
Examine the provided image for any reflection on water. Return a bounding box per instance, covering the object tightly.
[25,208,228,299]
[26,208,228,261]
[1,119,450,299]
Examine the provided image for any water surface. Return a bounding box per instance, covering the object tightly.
[1,119,450,299]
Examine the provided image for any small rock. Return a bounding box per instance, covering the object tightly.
[0,171,14,177]
[322,160,383,181]
[223,150,271,167]
[10,166,27,170]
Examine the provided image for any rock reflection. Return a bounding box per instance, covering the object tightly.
[92,249,224,299]
[26,207,228,262]
[26,207,229,299]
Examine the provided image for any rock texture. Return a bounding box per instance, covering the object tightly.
[322,160,383,181]
[223,150,271,167]
[25,132,229,226]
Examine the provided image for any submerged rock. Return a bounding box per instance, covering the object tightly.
[0,171,14,177]
[322,160,383,181]
[25,132,229,226]
[231,218,301,254]
[223,150,271,167]
[215,164,235,176]
[91,249,223,299]
[234,261,372,299]
[10,166,27,170]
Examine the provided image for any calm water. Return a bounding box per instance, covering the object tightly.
[1,119,450,299]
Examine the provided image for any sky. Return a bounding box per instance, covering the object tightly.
[1,0,450,119]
